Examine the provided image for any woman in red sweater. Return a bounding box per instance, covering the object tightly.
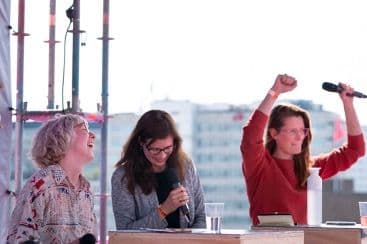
[241,74,365,225]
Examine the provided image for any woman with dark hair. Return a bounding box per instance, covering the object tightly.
[111,110,206,229]
[241,74,365,225]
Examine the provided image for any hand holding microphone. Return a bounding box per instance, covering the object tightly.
[161,168,191,222]
[161,185,189,215]
[322,82,367,98]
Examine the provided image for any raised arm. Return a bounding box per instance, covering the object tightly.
[338,83,362,136]
[313,83,365,179]
[257,74,298,115]
[241,74,298,180]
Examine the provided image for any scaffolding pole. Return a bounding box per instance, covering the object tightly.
[71,0,80,113]
[0,1,12,242]
[14,0,28,194]
[98,0,112,242]
[46,0,58,109]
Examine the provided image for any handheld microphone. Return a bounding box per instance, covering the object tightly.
[165,168,191,223]
[79,233,96,244]
[322,82,367,98]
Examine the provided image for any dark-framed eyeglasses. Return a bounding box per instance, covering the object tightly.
[145,144,175,155]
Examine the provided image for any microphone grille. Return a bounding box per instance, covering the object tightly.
[79,233,96,244]
[165,167,179,185]
[322,82,340,92]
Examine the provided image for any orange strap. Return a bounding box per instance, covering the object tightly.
[157,205,168,219]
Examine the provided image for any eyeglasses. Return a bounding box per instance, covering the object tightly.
[280,128,309,137]
[74,121,90,133]
[145,145,175,155]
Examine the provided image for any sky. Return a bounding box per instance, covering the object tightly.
[10,0,367,124]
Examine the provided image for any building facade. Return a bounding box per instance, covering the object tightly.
[11,99,367,231]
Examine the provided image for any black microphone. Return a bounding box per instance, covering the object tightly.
[165,168,191,223]
[322,82,367,98]
[79,233,96,244]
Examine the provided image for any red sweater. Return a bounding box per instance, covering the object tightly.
[241,110,365,225]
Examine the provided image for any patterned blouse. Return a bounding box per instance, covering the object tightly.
[7,164,97,244]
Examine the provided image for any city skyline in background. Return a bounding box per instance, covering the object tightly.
[5,1,367,240]
[13,98,367,230]
[9,0,367,125]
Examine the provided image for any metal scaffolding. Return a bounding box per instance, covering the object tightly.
[0,1,12,243]
[3,1,112,243]
[98,0,112,242]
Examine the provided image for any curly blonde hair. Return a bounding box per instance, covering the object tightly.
[31,114,85,168]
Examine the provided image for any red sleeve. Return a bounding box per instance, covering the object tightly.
[314,134,365,179]
[241,110,268,179]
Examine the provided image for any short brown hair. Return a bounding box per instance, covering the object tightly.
[31,114,85,168]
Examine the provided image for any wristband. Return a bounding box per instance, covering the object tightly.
[157,205,168,219]
[268,89,279,99]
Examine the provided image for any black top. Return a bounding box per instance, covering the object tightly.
[155,169,180,228]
